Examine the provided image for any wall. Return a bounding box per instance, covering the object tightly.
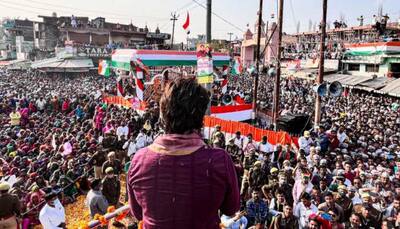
[241,46,254,67]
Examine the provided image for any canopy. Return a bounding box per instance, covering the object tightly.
[111,49,230,71]
[378,78,400,97]
[324,74,373,87]
[32,58,94,72]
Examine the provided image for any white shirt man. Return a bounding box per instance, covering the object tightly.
[298,131,313,154]
[337,131,348,143]
[123,138,137,157]
[258,141,273,154]
[116,125,129,141]
[39,198,65,229]
[220,213,248,229]
[36,99,46,111]
[294,199,318,229]
[135,132,147,150]
[234,134,244,150]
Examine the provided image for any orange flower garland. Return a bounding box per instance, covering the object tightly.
[93,213,108,226]
[78,221,89,229]
[115,210,129,222]
[138,221,143,229]
[107,206,116,213]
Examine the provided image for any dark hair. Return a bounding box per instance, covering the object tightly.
[160,78,210,134]
[275,187,285,196]
[324,191,334,198]
[300,192,311,200]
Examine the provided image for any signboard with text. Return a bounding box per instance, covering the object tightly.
[78,47,111,58]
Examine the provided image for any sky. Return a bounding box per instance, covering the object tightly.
[0,0,399,42]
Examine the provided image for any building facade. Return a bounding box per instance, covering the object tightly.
[241,19,279,67]
[32,14,170,51]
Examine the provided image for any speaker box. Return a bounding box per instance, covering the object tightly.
[276,114,311,135]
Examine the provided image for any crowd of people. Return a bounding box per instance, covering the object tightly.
[210,71,400,228]
[0,67,400,229]
[0,71,160,228]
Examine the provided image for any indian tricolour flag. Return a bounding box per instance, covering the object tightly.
[231,58,243,75]
[98,60,111,77]
[345,41,400,56]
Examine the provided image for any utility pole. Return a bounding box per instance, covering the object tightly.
[170,12,179,49]
[272,0,284,129]
[228,32,233,54]
[314,0,328,127]
[206,0,212,43]
[227,32,233,42]
[204,0,212,115]
[252,0,263,124]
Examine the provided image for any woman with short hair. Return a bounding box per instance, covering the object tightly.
[128,78,240,228]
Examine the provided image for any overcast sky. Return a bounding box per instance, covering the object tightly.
[0,0,399,42]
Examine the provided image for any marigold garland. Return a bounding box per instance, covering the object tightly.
[78,221,89,229]
[115,210,129,222]
[99,215,108,226]
[93,213,108,226]
[138,221,143,229]
[107,205,116,213]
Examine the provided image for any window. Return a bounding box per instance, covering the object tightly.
[390,63,400,73]
[348,64,360,71]
[366,64,379,72]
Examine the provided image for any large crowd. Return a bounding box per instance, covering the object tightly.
[0,68,400,229]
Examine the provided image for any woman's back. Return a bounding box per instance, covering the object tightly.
[128,146,239,229]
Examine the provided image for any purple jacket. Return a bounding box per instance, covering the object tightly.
[127,136,240,229]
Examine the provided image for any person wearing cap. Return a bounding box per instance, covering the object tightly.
[101,167,121,206]
[39,190,66,229]
[294,192,318,229]
[85,179,109,219]
[101,151,122,176]
[336,185,353,220]
[298,131,313,154]
[0,182,21,229]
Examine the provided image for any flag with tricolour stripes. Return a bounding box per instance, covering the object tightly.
[98,60,111,77]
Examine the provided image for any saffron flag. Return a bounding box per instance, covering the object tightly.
[182,12,190,34]
[98,60,110,77]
